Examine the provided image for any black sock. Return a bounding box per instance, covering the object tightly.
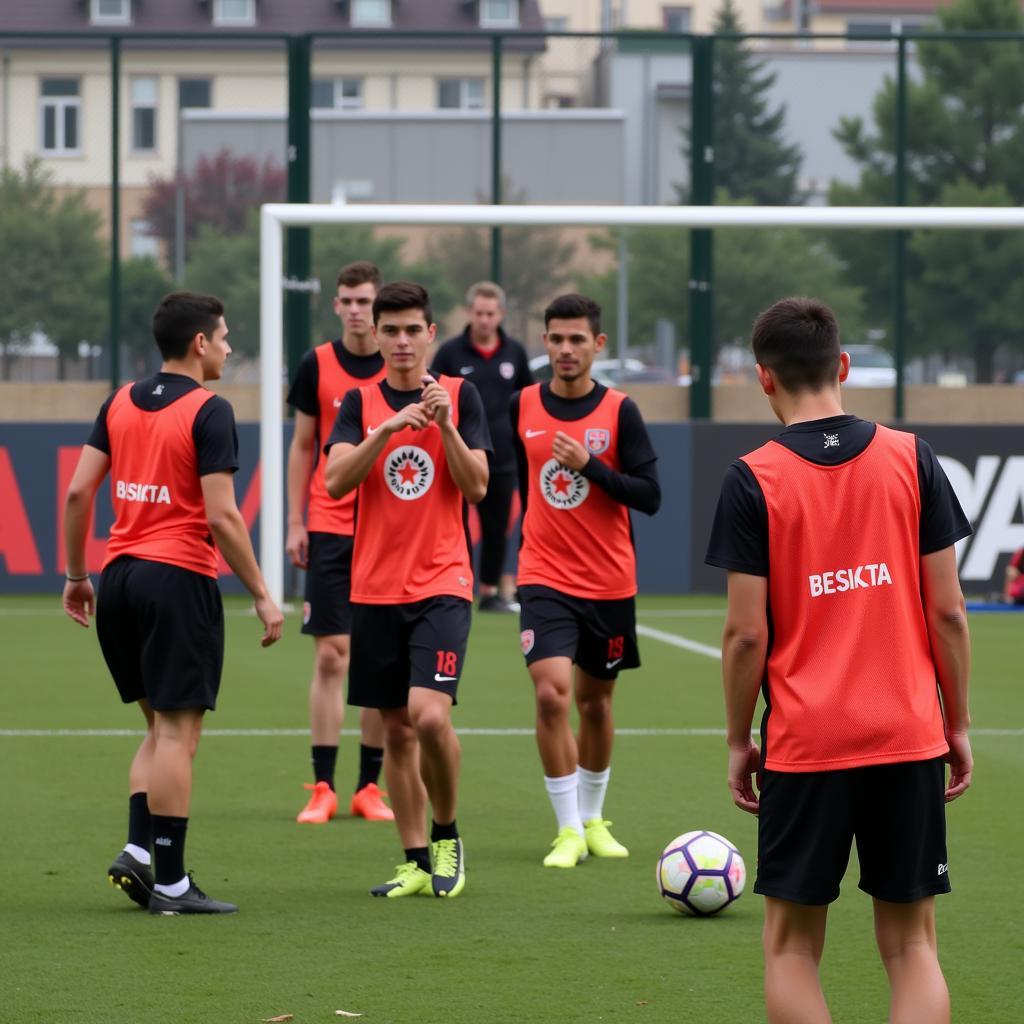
[151,815,188,885]
[311,745,338,790]
[356,744,384,792]
[405,847,431,873]
[127,792,151,853]
[431,819,458,843]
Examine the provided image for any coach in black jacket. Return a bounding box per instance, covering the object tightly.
[432,281,533,612]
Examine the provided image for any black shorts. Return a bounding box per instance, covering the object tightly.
[348,596,471,709]
[302,532,353,636]
[97,556,224,712]
[518,584,640,680]
[755,757,950,905]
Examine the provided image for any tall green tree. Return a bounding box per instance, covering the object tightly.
[831,0,1024,380]
[0,160,105,379]
[116,258,175,376]
[679,0,802,205]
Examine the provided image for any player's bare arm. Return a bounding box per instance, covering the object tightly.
[285,410,318,569]
[722,571,769,815]
[201,471,284,647]
[324,403,431,499]
[61,444,111,627]
[551,431,590,472]
[921,545,973,801]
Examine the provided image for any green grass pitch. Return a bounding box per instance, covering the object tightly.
[1,594,1021,1023]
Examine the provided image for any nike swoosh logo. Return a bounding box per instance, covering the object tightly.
[366,425,377,434]
[605,658,623,670]
[525,429,546,438]
[434,673,457,683]
[460,366,475,374]
[332,397,342,408]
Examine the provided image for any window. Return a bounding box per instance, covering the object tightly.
[662,6,692,32]
[130,219,160,260]
[40,78,80,155]
[131,77,158,152]
[544,16,568,32]
[351,0,391,27]
[213,0,255,26]
[438,78,485,110]
[178,78,212,110]
[480,0,519,28]
[90,0,131,25]
[312,78,363,110]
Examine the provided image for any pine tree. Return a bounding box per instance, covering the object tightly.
[680,0,802,205]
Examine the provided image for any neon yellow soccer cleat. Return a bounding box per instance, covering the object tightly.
[583,819,629,858]
[370,862,431,898]
[543,826,588,868]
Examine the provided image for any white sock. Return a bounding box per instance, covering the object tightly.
[577,765,611,823]
[154,875,189,898]
[544,772,584,836]
[123,843,151,866]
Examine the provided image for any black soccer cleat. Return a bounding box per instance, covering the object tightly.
[148,873,238,915]
[107,850,155,909]
[477,595,517,614]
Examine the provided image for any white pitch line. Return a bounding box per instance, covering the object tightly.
[637,609,726,619]
[638,623,722,660]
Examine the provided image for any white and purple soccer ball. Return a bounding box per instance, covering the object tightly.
[657,830,746,916]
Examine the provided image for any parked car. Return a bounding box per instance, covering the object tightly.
[843,344,896,388]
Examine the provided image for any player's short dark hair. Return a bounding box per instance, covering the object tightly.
[337,261,382,290]
[152,292,225,361]
[544,293,601,335]
[751,297,841,393]
[372,281,434,326]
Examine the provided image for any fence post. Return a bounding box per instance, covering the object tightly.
[109,36,121,388]
[490,34,503,284]
[286,34,312,385]
[689,34,714,420]
[893,36,908,420]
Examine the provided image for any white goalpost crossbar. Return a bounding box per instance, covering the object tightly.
[259,202,1024,604]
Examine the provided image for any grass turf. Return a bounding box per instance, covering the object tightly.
[0,594,1021,1023]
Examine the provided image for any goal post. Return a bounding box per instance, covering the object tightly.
[259,201,1024,605]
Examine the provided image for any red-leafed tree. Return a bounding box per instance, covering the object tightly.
[143,149,286,268]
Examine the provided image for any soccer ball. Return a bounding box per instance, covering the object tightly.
[657,830,746,916]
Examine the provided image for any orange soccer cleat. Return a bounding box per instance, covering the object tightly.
[350,782,395,821]
[296,781,338,824]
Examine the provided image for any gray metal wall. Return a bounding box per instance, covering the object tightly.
[182,110,626,204]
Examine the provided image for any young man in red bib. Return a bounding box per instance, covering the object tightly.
[286,261,392,825]
[62,292,284,915]
[324,281,491,898]
[707,297,973,1024]
[512,293,660,869]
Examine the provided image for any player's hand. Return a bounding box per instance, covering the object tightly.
[552,431,590,472]
[382,402,431,435]
[285,523,309,569]
[944,730,973,802]
[421,375,452,428]
[62,577,95,628]
[254,595,284,648]
[727,742,761,815]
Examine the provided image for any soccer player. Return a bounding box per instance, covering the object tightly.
[323,281,491,898]
[286,261,393,824]
[1003,547,1024,605]
[706,297,973,1024]
[62,291,284,915]
[431,281,533,613]
[512,293,660,869]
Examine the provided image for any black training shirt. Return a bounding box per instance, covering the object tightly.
[86,372,239,476]
[431,327,532,474]
[705,414,972,577]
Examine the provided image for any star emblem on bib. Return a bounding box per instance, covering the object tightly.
[385,445,435,501]
[540,458,589,509]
